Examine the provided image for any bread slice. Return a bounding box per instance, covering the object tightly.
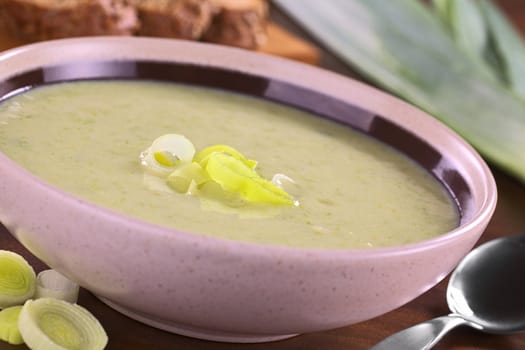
[0,0,268,49]
[0,0,139,41]
[131,0,214,40]
[203,0,268,49]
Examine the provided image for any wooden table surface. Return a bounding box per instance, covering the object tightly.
[2,1,525,349]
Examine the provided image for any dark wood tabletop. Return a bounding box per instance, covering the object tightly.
[2,1,525,349]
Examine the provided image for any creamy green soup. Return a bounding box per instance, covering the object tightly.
[0,81,458,249]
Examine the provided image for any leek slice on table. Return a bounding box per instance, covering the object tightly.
[19,298,107,350]
[35,270,80,304]
[274,0,525,183]
[0,251,36,309]
[0,306,24,345]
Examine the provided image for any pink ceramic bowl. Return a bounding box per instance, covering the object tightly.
[0,37,496,343]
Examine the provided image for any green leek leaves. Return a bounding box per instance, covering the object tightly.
[479,0,525,98]
[274,0,525,183]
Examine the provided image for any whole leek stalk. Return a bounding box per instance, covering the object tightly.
[274,0,525,183]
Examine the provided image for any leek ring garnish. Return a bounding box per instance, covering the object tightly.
[140,134,195,176]
[0,251,36,309]
[18,298,108,350]
[166,162,210,194]
[141,135,298,207]
[204,152,295,206]
[0,306,24,345]
[194,144,257,169]
[35,270,80,304]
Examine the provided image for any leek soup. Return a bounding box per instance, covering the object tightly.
[0,81,459,249]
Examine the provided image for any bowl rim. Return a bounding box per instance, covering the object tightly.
[0,36,498,257]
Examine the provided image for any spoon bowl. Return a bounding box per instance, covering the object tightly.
[448,234,525,334]
[370,235,525,350]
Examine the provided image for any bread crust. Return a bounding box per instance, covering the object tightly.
[0,0,268,49]
[0,0,138,41]
[204,0,268,49]
[131,0,214,40]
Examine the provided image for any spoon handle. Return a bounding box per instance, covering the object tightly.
[368,315,467,350]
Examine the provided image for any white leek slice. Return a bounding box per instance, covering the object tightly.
[35,270,79,304]
[19,298,108,350]
[140,134,195,176]
[0,306,24,345]
[0,251,36,309]
[166,162,209,193]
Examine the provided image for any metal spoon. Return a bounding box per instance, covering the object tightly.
[369,234,525,350]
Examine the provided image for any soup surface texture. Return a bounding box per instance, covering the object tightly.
[0,81,458,249]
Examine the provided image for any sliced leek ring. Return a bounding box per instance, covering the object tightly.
[198,179,246,207]
[204,151,259,193]
[19,298,108,350]
[244,177,295,206]
[194,144,257,169]
[140,134,195,176]
[205,153,294,206]
[140,136,298,207]
[0,305,24,345]
[0,251,36,309]
[166,162,209,193]
[35,270,79,304]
